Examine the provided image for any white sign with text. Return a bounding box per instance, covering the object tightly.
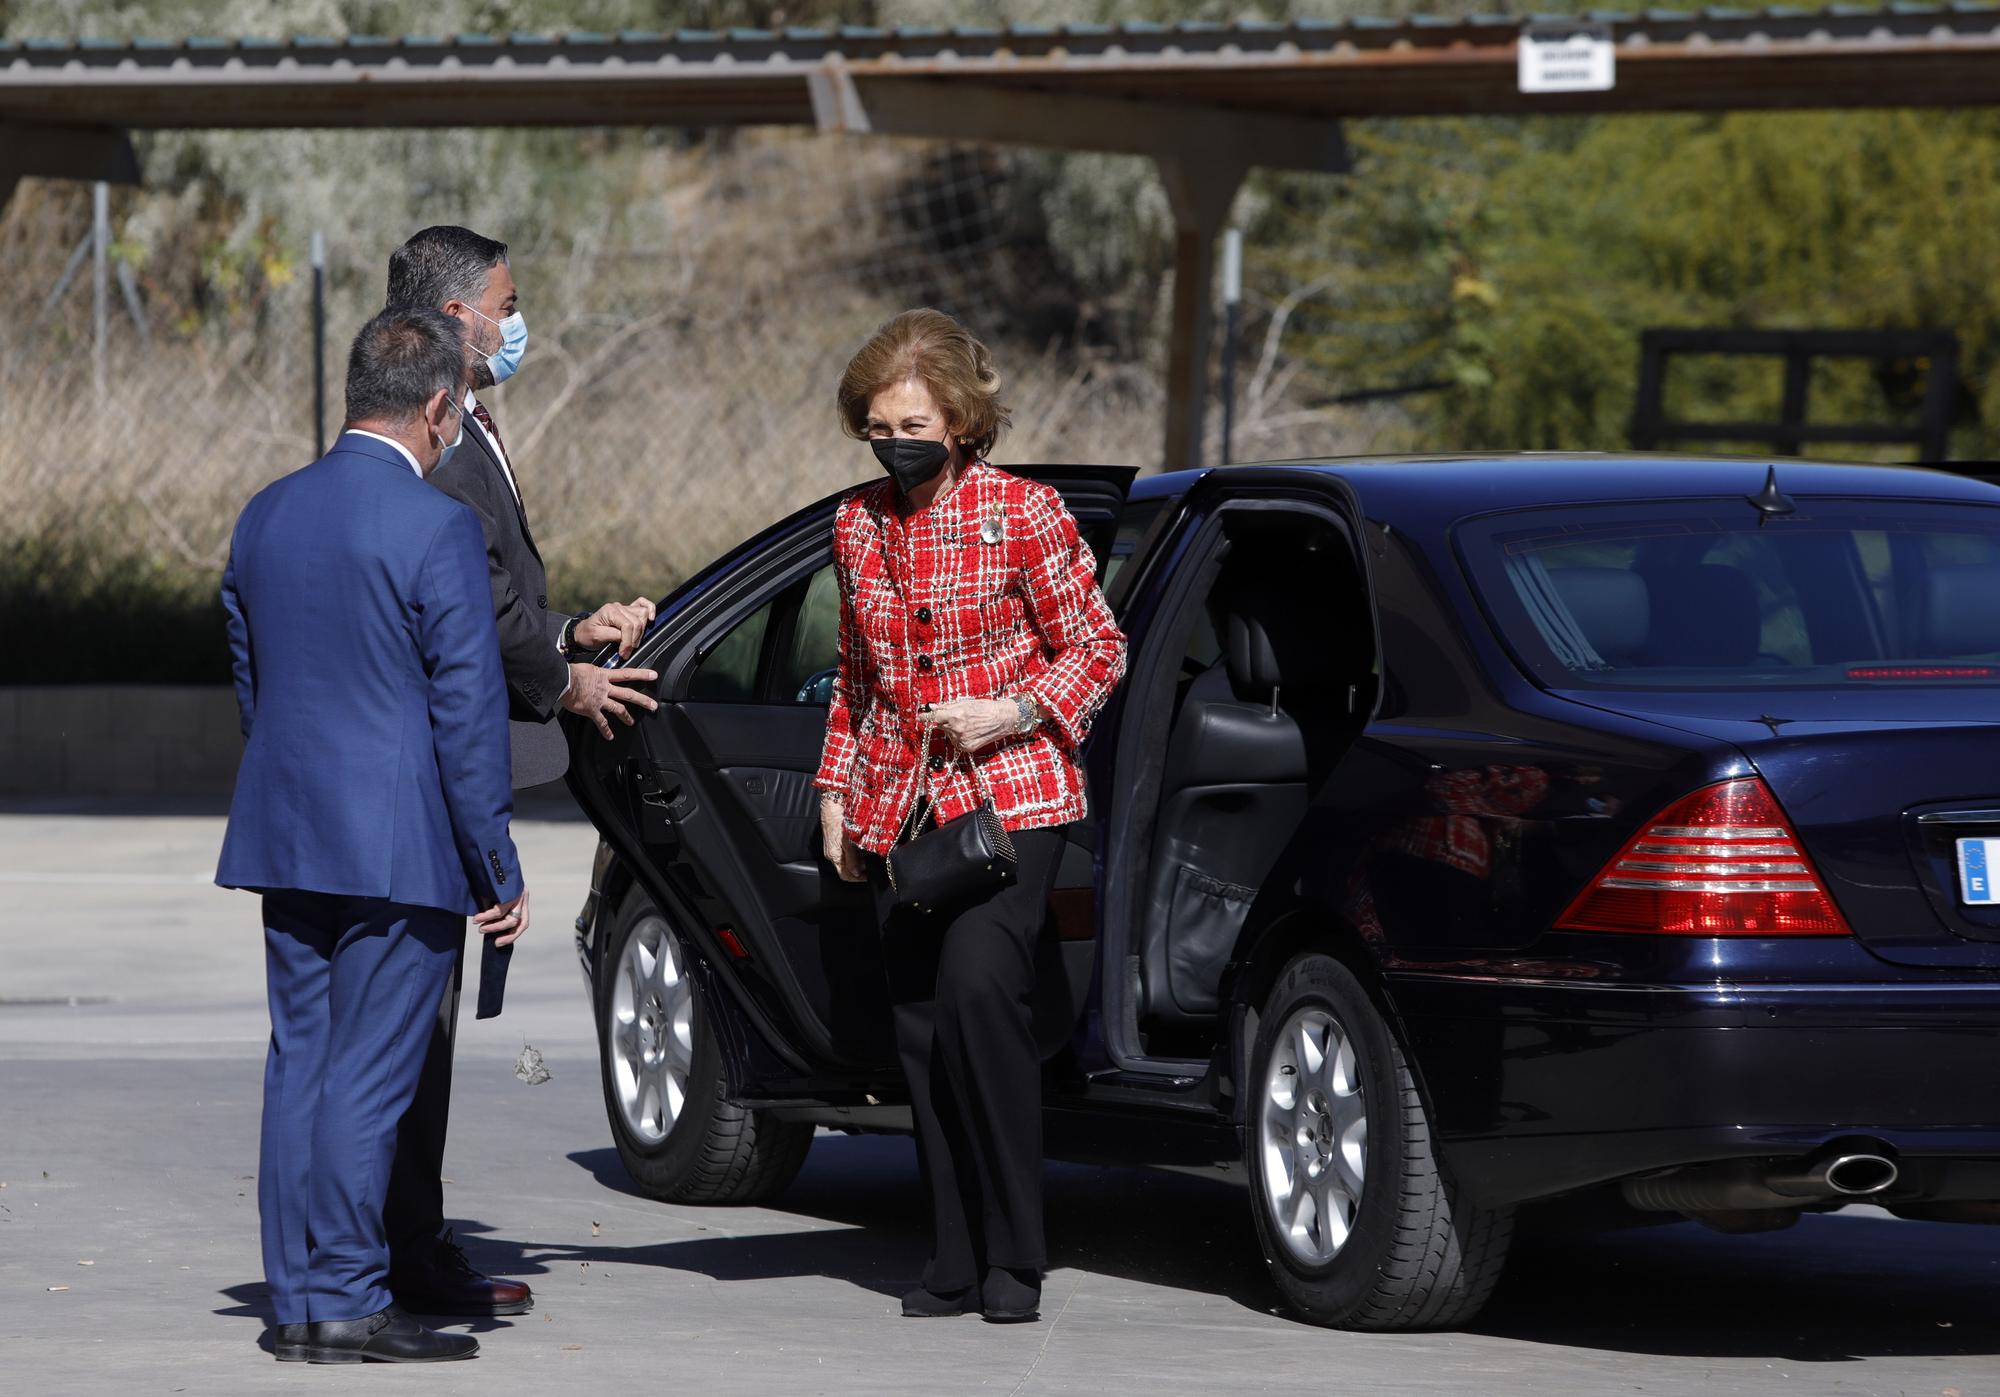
[1518,28,1616,94]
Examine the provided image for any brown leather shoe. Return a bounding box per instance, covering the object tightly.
[389,1230,533,1317]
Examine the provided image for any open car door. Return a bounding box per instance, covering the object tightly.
[568,465,1136,1088]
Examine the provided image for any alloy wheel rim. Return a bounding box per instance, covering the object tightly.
[606,913,695,1146]
[1258,1004,1366,1266]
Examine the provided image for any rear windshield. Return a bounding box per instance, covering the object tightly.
[1457,498,2000,691]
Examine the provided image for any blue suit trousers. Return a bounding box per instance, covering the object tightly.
[258,892,459,1324]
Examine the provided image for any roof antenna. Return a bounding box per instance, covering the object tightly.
[1747,465,1796,522]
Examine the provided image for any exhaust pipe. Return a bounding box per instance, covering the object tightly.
[1623,1147,1899,1215]
[1768,1151,1898,1199]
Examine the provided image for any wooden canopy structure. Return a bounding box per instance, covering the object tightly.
[6,5,2000,466]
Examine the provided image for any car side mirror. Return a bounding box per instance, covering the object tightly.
[797,667,837,705]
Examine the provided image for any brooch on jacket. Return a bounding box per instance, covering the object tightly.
[979,503,1006,545]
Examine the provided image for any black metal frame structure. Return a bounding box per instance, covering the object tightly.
[1630,328,1961,463]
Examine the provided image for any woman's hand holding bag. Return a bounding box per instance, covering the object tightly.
[885,719,1019,911]
[920,697,1019,753]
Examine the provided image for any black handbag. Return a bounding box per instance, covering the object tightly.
[886,743,1018,911]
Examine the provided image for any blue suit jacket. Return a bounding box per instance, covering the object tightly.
[216,432,522,916]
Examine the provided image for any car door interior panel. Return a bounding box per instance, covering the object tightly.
[588,465,1137,1085]
[1111,490,1376,1059]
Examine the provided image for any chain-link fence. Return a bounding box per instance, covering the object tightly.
[0,127,1382,682]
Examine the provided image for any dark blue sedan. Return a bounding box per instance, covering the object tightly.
[567,455,2000,1330]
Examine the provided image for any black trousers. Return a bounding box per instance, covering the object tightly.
[383,927,463,1255]
[871,824,1067,1293]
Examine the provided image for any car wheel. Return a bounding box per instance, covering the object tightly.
[597,889,812,1204]
[1246,951,1513,1330]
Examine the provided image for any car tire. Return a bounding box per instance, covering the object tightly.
[1246,951,1513,1330]
[596,889,812,1204]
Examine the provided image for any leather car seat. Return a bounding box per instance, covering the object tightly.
[1549,567,1649,666]
[1923,564,2000,656]
[1139,577,1325,1026]
[1646,563,1761,667]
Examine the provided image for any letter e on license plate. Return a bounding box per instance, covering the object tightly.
[1957,837,2000,905]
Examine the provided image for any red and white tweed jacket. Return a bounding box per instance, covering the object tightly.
[814,463,1128,856]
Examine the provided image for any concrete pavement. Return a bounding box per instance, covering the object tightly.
[4,802,1999,1395]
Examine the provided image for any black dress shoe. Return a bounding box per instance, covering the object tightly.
[980,1267,1042,1323]
[269,1323,307,1362]
[901,1282,977,1318]
[390,1229,534,1317]
[304,1304,478,1364]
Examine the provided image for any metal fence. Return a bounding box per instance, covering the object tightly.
[0,129,1370,620]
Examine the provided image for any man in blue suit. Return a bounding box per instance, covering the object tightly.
[217,309,527,1365]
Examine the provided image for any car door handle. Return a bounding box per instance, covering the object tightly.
[636,770,694,823]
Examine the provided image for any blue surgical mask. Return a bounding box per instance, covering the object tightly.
[468,305,529,385]
[434,396,465,472]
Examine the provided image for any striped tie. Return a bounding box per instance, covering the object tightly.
[470,400,508,464]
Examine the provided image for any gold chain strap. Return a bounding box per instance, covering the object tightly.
[897,716,1000,846]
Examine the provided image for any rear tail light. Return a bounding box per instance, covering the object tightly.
[1556,777,1850,936]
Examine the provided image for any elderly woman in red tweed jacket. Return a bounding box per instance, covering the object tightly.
[815,308,1126,1325]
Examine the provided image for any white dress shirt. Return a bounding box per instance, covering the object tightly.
[458,395,574,699]
[465,392,521,505]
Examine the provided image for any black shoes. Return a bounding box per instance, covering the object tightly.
[901,1282,977,1318]
[301,1304,479,1363]
[902,1268,1043,1321]
[269,1323,307,1362]
[391,1228,535,1316]
[980,1266,1042,1323]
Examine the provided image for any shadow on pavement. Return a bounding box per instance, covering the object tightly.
[1477,1208,2000,1361]
[520,1134,1274,1309]
[561,1136,2000,1354]
[216,1278,525,1342]
[211,1137,2000,1359]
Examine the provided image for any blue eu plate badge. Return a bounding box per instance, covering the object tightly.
[1958,837,1999,905]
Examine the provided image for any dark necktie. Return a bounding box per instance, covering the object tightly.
[470,401,519,507]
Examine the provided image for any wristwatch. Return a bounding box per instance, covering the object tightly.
[1012,693,1043,735]
[557,612,588,659]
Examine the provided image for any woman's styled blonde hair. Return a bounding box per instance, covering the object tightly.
[837,308,1012,460]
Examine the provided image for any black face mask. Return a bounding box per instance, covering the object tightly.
[872,436,952,495]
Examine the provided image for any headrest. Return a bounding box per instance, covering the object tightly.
[1646,564,1760,667]
[1224,578,1341,696]
[1549,567,1649,663]
[1926,564,2000,656]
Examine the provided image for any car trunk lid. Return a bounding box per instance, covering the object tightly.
[1557,687,2000,969]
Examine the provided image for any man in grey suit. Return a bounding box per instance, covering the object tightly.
[376,225,660,1316]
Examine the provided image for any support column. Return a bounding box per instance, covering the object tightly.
[1156,152,1248,473]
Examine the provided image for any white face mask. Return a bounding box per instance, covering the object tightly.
[433,397,465,471]
[467,305,529,385]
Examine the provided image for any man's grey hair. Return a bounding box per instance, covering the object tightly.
[385,225,509,313]
[343,309,467,426]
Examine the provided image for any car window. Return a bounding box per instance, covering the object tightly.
[772,563,841,703]
[688,597,773,702]
[1459,500,2000,690]
[1103,497,1176,612]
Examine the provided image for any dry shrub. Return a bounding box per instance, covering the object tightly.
[0,131,1375,682]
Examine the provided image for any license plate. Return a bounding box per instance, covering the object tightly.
[1957,837,2000,905]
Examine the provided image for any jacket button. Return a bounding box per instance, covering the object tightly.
[927,754,946,772]
[914,606,932,624]
[917,654,933,671]
[537,594,547,608]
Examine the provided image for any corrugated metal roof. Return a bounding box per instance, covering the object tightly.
[3,4,1998,131]
[5,4,1999,57]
